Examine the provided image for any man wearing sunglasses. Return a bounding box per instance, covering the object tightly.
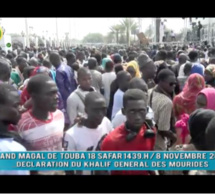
[148,69,177,151]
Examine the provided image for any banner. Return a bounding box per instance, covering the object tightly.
[0,152,214,170]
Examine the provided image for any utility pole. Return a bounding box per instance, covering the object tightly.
[69,18,71,47]
[25,18,30,48]
[155,18,161,43]
[56,18,59,47]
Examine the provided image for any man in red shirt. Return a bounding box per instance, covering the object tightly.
[101,89,156,175]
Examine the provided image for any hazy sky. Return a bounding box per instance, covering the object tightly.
[0,18,185,40]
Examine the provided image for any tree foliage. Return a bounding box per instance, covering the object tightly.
[82,33,104,43]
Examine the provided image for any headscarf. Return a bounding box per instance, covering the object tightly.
[31,66,50,77]
[198,88,215,110]
[111,53,121,63]
[205,64,215,78]
[189,109,215,150]
[126,61,141,78]
[102,58,112,69]
[173,73,205,119]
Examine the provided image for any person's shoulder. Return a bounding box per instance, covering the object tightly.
[154,92,172,105]
[67,89,79,100]
[0,138,27,152]
[18,110,31,124]
[52,109,64,119]
[115,109,123,117]
[94,69,102,76]
[16,110,46,132]
[66,124,85,137]
[11,140,27,151]
[102,125,125,148]
[102,116,111,123]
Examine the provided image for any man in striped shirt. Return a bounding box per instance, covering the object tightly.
[148,69,177,151]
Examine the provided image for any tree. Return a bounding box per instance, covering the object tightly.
[121,18,138,46]
[38,36,45,47]
[82,33,104,43]
[110,24,121,44]
[131,23,138,42]
[8,33,21,38]
[144,24,153,38]
[105,32,115,44]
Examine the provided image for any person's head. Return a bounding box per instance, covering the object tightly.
[0,84,21,125]
[177,50,185,58]
[85,92,107,127]
[92,52,102,65]
[209,48,215,57]
[126,60,140,78]
[72,62,79,71]
[188,50,198,62]
[59,50,66,58]
[66,52,76,66]
[122,89,147,129]
[205,116,215,150]
[77,51,85,62]
[157,69,176,94]
[204,64,215,83]
[184,62,192,76]
[117,71,132,92]
[178,53,188,65]
[27,74,59,112]
[167,51,174,60]
[114,64,123,74]
[102,53,107,59]
[6,53,13,60]
[0,50,6,58]
[23,66,35,80]
[184,73,205,94]
[127,51,137,62]
[49,52,61,67]
[88,57,97,70]
[29,51,34,59]
[0,59,11,82]
[138,53,156,80]
[105,60,114,73]
[155,50,167,61]
[77,67,92,90]
[112,53,122,64]
[209,57,215,64]
[196,88,215,110]
[189,108,215,150]
[43,60,52,69]
[20,52,28,60]
[16,56,28,73]
[29,57,38,67]
[11,51,17,59]
[126,66,136,78]
[128,78,148,101]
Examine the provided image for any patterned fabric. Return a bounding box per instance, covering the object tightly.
[173,73,205,119]
[148,89,173,151]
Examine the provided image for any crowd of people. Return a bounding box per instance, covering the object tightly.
[1,42,215,175]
